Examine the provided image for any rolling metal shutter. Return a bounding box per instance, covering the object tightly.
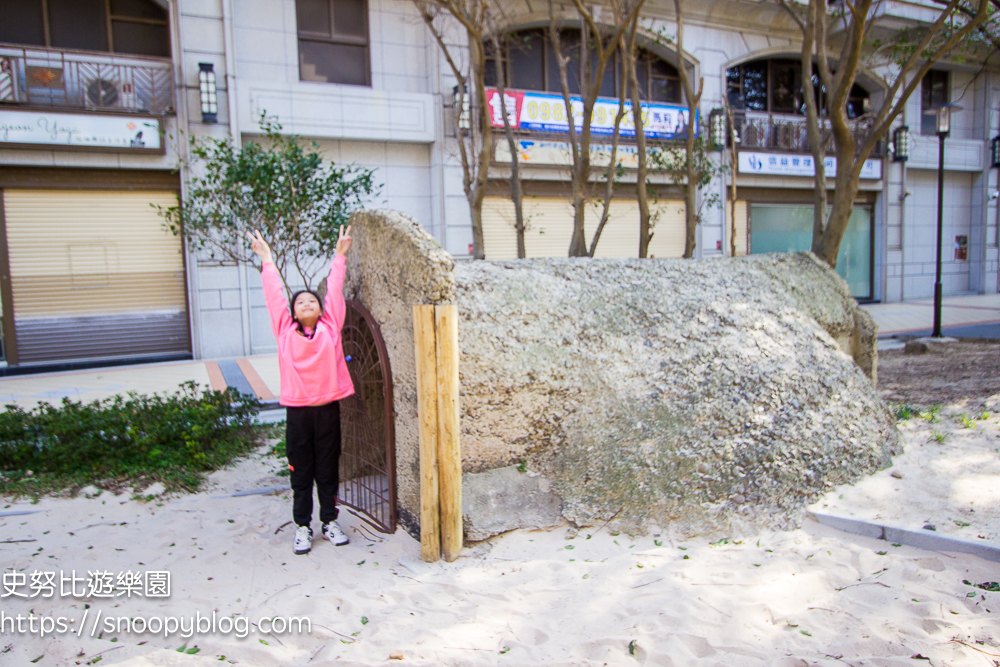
[482,196,686,259]
[728,199,748,256]
[2,189,189,364]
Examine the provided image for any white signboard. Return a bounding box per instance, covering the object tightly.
[0,109,162,151]
[495,138,679,168]
[738,151,882,180]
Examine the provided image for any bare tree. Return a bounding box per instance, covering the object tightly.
[588,40,631,256]
[776,0,992,267]
[621,8,653,257]
[548,0,646,257]
[724,101,739,258]
[414,0,493,259]
[487,28,527,257]
[670,0,703,258]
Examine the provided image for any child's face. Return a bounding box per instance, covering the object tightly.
[293,293,322,325]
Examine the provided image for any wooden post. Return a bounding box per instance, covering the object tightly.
[412,305,440,563]
[434,304,462,562]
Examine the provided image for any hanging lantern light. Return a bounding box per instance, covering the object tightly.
[708,109,726,150]
[198,62,218,123]
[892,125,910,162]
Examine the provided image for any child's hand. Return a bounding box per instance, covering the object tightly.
[335,225,353,256]
[247,229,273,263]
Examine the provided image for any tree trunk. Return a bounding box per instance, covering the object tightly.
[673,0,701,259]
[725,104,738,257]
[490,32,526,258]
[817,139,861,267]
[799,0,828,255]
[625,22,652,258]
[589,42,630,257]
[683,129,697,257]
[568,34,592,258]
[470,34,492,260]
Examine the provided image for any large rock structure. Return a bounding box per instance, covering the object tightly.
[344,209,899,541]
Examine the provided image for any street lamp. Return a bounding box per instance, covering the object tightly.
[892,125,910,162]
[198,63,217,123]
[453,84,470,132]
[709,109,727,151]
[923,103,961,337]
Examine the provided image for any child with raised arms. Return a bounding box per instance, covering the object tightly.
[248,226,355,554]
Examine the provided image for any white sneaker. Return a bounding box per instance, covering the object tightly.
[323,521,349,546]
[293,525,313,554]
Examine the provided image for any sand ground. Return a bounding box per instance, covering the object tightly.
[0,348,998,666]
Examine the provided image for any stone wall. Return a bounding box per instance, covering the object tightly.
[344,209,898,541]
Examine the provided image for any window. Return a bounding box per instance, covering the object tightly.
[296,0,370,86]
[484,29,681,103]
[0,0,170,58]
[726,59,870,118]
[921,70,948,135]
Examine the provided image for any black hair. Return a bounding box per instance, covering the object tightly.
[290,290,323,321]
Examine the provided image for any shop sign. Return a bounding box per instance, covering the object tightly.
[495,138,679,168]
[738,151,882,179]
[0,109,162,152]
[487,89,696,140]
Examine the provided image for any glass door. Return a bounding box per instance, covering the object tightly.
[749,204,873,300]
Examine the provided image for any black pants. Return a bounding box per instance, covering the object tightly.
[286,401,341,526]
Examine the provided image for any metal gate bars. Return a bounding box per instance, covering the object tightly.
[338,299,397,533]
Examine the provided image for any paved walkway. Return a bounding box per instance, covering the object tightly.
[861,294,1000,338]
[0,355,280,411]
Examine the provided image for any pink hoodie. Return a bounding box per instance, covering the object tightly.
[260,255,355,406]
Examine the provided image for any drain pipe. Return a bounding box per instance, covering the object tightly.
[222,0,240,147]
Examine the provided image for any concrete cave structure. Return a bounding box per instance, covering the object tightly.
[344,209,898,541]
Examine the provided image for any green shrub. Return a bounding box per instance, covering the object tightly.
[0,381,262,495]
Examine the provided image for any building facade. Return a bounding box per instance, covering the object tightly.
[0,0,996,368]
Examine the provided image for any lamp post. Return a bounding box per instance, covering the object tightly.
[197,63,217,123]
[892,125,910,162]
[923,103,961,337]
[708,109,727,151]
[452,84,470,133]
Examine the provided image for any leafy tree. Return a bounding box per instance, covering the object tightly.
[158,114,378,297]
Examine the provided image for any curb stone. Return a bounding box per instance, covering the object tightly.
[807,511,1000,562]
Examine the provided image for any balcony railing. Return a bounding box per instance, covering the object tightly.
[0,45,175,115]
[734,111,886,157]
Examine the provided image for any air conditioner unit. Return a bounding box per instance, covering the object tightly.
[85,78,120,108]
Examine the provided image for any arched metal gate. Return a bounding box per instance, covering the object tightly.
[339,300,397,533]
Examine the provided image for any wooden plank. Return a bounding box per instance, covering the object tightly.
[412,305,440,563]
[434,304,462,562]
[235,358,276,400]
[204,361,227,392]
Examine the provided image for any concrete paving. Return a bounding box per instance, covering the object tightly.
[0,355,280,411]
[861,293,1000,337]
